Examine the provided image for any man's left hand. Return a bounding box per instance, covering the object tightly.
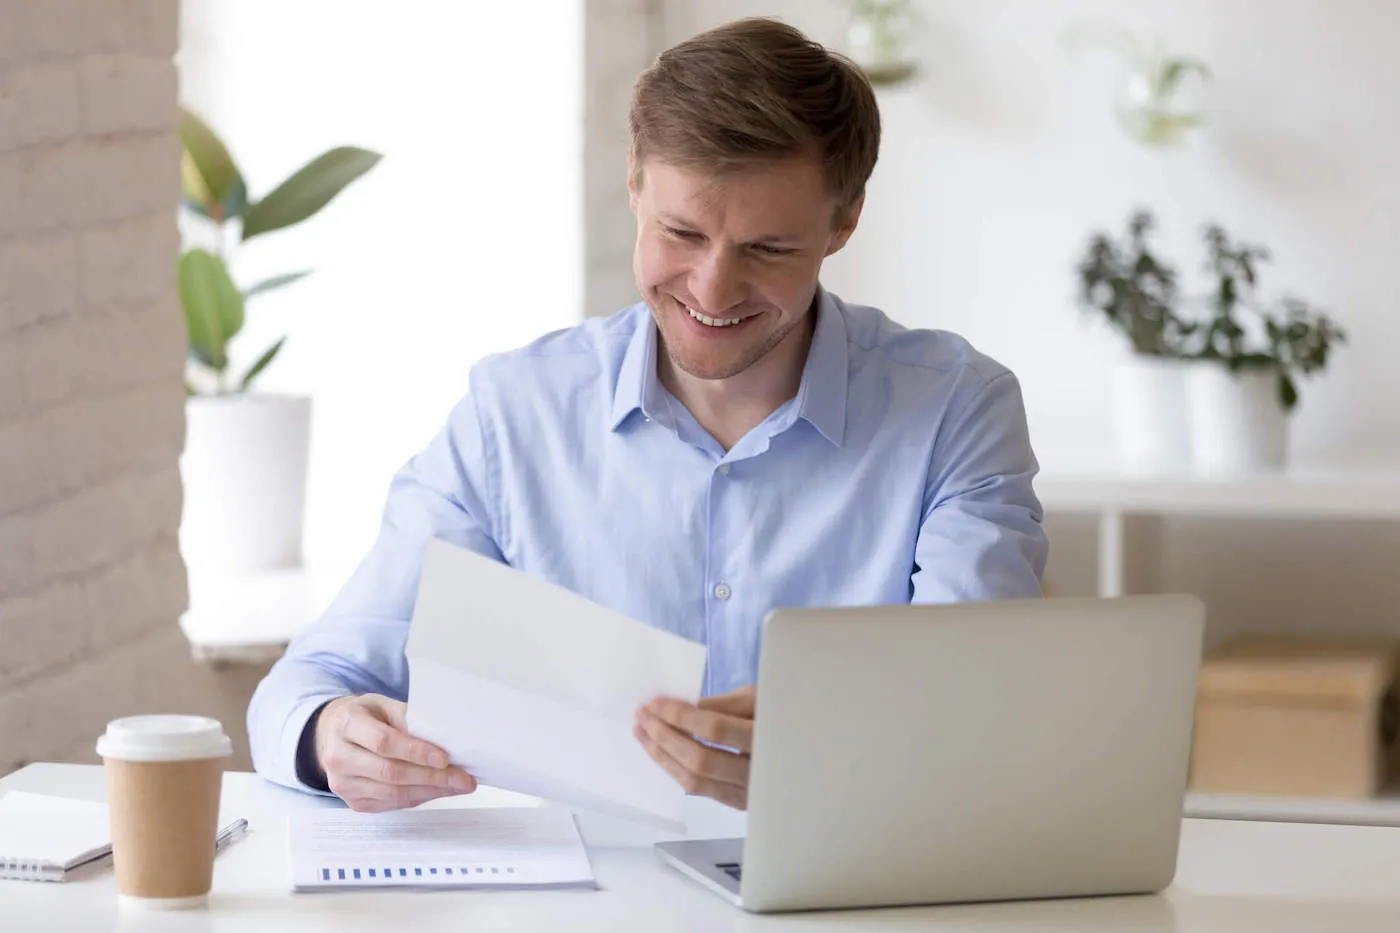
[634,686,755,810]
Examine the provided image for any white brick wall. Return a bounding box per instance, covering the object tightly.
[0,0,261,775]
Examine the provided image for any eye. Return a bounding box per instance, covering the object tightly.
[663,225,701,241]
[752,244,793,257]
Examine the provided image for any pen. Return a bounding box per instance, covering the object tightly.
[215,818,250,855]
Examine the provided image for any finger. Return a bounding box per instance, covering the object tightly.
[330,775,446,810]
[698,685,756,718]
[638,710,750,787]
[645,698,753,753]
[332,778,459,813]
[342,708,450,769]
[635,723,747,810]
[335,743,475,792]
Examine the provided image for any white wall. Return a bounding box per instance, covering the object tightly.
[653,1,1400,639]
[662,0,1400,463]
[178,0,584,564]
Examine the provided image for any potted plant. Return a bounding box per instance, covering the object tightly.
[177,107,381,572]
[845,0,919,87]
[1184,225,1346,473]
[1076,209,1197,469]
[1063,23,1211,148]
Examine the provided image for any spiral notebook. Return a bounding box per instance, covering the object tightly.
[288,805,596,892]
[0,792,113,883]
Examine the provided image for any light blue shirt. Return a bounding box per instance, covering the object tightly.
[248,289,1048,792]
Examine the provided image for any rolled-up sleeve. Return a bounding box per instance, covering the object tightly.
[911,370,1048,603]
[247,385,505,793]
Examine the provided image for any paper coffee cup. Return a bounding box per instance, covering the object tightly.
[96,715,233,909]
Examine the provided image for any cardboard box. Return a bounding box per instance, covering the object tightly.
[1191,636,1400,798]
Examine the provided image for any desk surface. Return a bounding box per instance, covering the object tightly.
[4,764,1400,932]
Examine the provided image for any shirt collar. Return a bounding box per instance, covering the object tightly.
[608,288,849,446]
[791,287,849,447]
[609,305,665,431]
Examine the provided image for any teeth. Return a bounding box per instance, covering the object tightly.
[683,303,748,327]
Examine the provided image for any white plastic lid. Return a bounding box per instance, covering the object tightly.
[96,715,233,762]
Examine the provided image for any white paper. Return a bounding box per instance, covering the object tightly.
[405,537,707,831]
[288,806,595,891]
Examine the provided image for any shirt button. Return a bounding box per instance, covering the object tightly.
[718,464,731,475]
[713,583,732,601]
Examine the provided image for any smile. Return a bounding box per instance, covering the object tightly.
[681,301,755,328]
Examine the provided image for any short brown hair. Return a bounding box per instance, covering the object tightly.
[629,17,881,215]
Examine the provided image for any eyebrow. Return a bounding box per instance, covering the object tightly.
[657,212,801,246]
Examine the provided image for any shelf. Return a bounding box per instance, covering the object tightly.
[1038,456,1400,519]
[1185,791,1400,828]
[1035,453,1400,596]
[178,561,354,665]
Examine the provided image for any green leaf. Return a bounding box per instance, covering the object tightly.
[241,146,382,241]
[177,248,244,371]
[222,174,249,221]
[183,176,249,222]
[1157,57,1211,97]
[243,270,313,300]
[180,149,215,216]
[189,343,216,369]
[178,107,245,220]
[1278,373,1299,411]
[239,336,287,392]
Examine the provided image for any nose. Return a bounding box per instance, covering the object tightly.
[689,248,746,315]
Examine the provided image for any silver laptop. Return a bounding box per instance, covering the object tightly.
[656,594,1205,913]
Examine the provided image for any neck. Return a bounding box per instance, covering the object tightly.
[659,309,817,451]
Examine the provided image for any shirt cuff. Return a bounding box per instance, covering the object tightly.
[294,698,337,793]
[280,693,346,797]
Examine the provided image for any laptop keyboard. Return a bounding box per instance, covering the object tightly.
[716,862,742,882]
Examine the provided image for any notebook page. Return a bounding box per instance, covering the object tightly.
[0,793,112,876]
[288,806,596,892]
[0,792,108,816]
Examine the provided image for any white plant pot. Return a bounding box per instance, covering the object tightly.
[180,394,312,572]
[1186,367,1288,473]
[1111,355,1191,470]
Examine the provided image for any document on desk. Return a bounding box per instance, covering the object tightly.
[289,806,595,892]
[405,537,708,832]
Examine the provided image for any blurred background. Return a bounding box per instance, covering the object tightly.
[3,0,1399,797]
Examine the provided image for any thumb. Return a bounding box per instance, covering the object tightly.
[367,695,411,731]
[699,685,756,718]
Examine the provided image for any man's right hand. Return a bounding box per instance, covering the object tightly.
[314,694,477,812]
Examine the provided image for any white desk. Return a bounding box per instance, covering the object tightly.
[4,763,1400,932]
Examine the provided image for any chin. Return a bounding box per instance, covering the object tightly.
[668,353,744,381]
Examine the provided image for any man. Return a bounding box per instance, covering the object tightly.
[248,18,1047,814]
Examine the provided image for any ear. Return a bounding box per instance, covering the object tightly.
[824,194,865,257]
[627,155,641,214]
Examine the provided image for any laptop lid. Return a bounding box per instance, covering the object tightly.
[739,594,1205,912]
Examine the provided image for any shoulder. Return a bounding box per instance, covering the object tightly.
[834,294,1012,395]
[464,303,647,407]
[472,303,643,382]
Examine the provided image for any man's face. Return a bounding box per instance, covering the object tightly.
[629,157,860,382]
